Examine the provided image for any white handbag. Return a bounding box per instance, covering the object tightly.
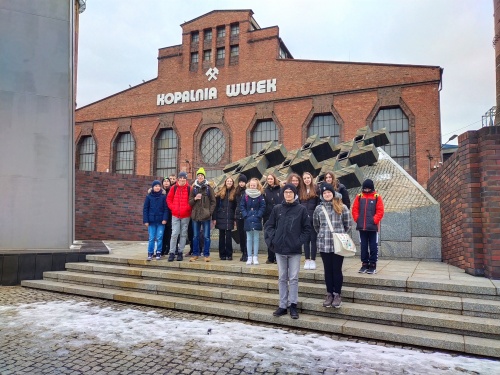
[321,206,356,257]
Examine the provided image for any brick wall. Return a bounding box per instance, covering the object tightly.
[75,170,159,241]
[428,126,500,279]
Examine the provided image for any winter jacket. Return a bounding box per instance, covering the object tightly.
[143,190,169,225]
[300,195,320,219]
[317,182,351,208]
[213,193,236,230]
[240,193,266,231]
[167,183,192,219]
[264,200,311,255]
[313,202,352,254]
[263,185,281,222]
[189,181,216,221]
[351,191,384,231]
[234,188,246,220]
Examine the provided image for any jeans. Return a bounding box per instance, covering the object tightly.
[147,224,165,255]
[359,230,378,264]
[246,230,260,257]
[192,220,211,257]
[276,253,301,308]
[320,252,344,294]
[170,216,190,254]
[218,229,233,259]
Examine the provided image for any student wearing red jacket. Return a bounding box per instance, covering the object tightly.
[351,179,384,274]
[166,171,192,262]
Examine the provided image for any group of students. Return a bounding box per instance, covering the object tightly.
[143,168,384,319]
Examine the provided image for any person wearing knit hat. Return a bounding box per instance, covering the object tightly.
[178,171,188,179]
[238,174,248,184]
[264,182,311,320]
[196,167,206,177]
[143,180,169,261]
[189,166,216,262]
[313,181,353,308]
[234,174,249,261]
[352,179,385,275]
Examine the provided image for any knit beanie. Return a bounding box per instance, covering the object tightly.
[320,183,335,196]
[178,171,188,179]
[282,183,298,196]
[362,179,375,191]
[152,180,161,188]
[196,167,206,177]
[238,174,248,183]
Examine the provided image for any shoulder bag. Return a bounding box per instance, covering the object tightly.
[320,206,356,257]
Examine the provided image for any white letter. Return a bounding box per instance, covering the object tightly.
[182,91,190,103]
[196,89,204,101]
[165,93,174,105]
[174,92,182,103]
[226,83,240,97]
[257,80,266,94]
[267,78,277,92]
[208,87,217,100]
[241,82,251,95]
[250,81,256,95]
[190,90,196,102]
[157,94,165,106]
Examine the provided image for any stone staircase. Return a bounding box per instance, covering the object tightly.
[21,254,500,358]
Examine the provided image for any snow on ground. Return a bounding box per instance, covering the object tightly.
[1,301,498,374]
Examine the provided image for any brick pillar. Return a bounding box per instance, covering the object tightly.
[457,131,484,275]
[478,126,500,278]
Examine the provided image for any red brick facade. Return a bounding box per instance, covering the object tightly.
[75,170,157,241]
[75,10,442,187]
[428,126,500,279]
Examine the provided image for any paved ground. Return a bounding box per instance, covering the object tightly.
[0,286,452,375]
[2,286,498,375]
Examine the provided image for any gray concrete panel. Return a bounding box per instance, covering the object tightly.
[380,241,412,258]
[0,0,74,251]
[411,205,442,238]
[381,211,411,241]
[412,237,442,260]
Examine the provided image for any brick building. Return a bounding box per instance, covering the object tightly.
[75,9,442,187]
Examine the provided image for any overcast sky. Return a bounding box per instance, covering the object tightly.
[76,0,495,145]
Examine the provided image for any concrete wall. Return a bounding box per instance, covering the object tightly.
[428,126,500,279]
[0,1,74,250]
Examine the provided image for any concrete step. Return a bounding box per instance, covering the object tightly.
[20,279,500,359]
[65,262,500,319]
[84,254,500,300]
[41,270,500,340]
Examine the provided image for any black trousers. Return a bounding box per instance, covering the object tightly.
[320,252,344,295]
[218,229,233,259]
[263,217,275,262]
[236,219,247,254]
[161,221,172,255]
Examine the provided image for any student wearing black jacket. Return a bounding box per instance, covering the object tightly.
[213,177,237,260]
[318,171,351,208]
[264,183,311,320]
[234,175,248,262]
[263,173,281,264]
[300,172,320,270]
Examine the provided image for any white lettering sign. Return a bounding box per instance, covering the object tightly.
[157,78,277,106]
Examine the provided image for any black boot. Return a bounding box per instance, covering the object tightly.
[240,249,247,262]
[290,303,299,319]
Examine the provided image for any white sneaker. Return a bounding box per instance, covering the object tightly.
[253,256,259,265]
[310,260,316,270]
[246,258,253,265]
[304,259,310,270]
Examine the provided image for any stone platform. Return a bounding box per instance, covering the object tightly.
[22,241,500,359]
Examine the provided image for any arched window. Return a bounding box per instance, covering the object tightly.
[200,128,225,165]
[307,114,340,143]
[115,132,135,174]
[251,120,278,154]
[372,107,409,170]
[78,136,95,171]
[155,129,177,178]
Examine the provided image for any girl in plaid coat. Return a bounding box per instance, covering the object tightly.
[313,183,352,308]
